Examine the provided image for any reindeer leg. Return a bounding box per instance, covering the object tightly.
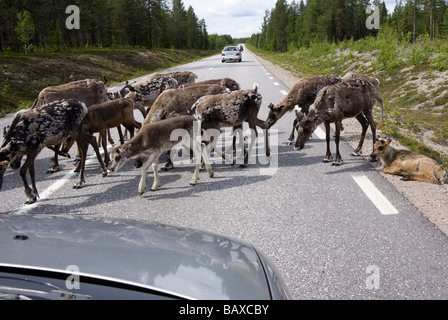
[323,122,333,163]
[287,116,299,145]
[87,133,108,177]
[352,114,369,156]
[202,143,214,178]
[100,129,110,166]
[20,152,39,204]
[150,160,161,191]
[138,152,159,195]
[73,138,88,189]
[364,111,378,162]
[191,140,202,186]
[116,126,124,144]
[242,125,257,168]
[256,118,270,158]
[48,144,61,173]
[333,121,343,166]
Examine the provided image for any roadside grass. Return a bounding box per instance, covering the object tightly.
[248,33,448,172]
[0,47,214,117]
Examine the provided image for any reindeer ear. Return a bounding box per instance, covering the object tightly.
[267,103,274,110]
[386,138,392,144]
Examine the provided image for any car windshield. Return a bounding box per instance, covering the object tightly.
[224,47,239,51]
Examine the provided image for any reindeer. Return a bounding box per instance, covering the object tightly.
[59,98,142,166]
[193,84,269,167]
[0,100,107,204]
[266,75,342,144]
[108,115,213,196]
[133,81,240,169]
[295,79,378,165]
[370,138,448,184]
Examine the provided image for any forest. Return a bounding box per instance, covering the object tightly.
[249,0,448,52]
[0,0,234,53]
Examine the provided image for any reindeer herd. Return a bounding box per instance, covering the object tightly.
[1,70,446,205]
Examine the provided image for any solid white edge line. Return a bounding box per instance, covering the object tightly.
[353,175,399,215]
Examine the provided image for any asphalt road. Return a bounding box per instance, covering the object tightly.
[1,49,448,299]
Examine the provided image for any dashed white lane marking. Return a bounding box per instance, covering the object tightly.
[209,68,214,71]
[281,90,288,96]
[273,82,280,86]
[353,175,399,215]
[315,127,326,140]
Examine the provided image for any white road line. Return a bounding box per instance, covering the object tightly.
[315,127,326,140]
[11,154,103,216]
[209,68,214,71]
[353,175,399,215]
[280,90,288,96]
[273,82,280,86]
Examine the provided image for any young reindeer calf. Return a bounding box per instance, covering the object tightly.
[371,138,448,184]
[107,115,213,196]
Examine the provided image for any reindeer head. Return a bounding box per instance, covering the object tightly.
[108,144,132,174]
[370,138,392,160]
[294,108,320,151]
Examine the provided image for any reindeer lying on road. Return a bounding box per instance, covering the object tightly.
[371,138,448,184]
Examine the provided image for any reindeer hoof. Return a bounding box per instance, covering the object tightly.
[102,171,108,177]
[351,151,362,157]
[47,166,60,174]
[332,161,343,166]
[25,198,37,205]
[285,140,293,145]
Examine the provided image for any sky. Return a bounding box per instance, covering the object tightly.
[181,0,397,38]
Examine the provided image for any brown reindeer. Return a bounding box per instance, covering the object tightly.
[193,84,269,167]
[295,79,378,165]
[266,75,342,143]
[370,138,448,184]
[108,115,213,196]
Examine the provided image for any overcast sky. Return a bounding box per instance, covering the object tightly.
[181,0,397,38]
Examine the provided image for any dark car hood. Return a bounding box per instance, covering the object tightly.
[0,215,290,300]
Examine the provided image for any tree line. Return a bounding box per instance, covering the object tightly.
[249,0,448,52]
[0,0,234,53]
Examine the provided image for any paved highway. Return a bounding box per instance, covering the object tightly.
[1,49,448,299]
